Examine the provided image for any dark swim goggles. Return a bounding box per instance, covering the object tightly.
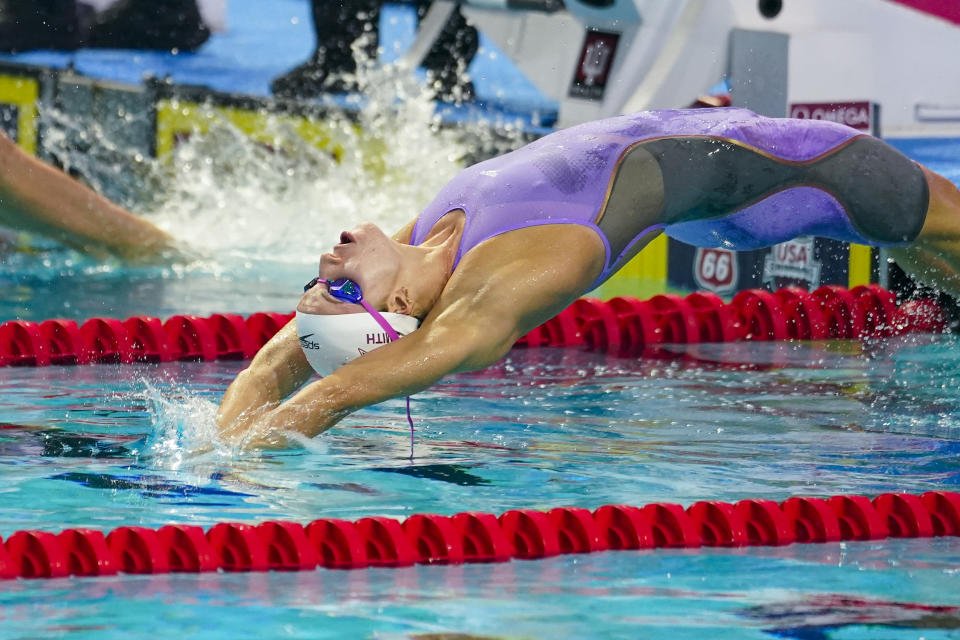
[303,277,400,340]
[304,276,360,302]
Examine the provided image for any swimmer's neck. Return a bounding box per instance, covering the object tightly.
[393,211,464,315]
[416,209,464,249]
[408,209,464,273]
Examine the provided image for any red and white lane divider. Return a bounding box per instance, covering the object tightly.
[516,285,945,354]
[1,491,958,580]
[0,286,946,367]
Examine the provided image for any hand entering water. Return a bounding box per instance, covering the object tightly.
[216,401,303,451]
[139,383,246,462]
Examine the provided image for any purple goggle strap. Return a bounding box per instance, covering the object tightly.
[316,278,416,459]
[356,298,401,341]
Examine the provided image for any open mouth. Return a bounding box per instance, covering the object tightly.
[338,231,356,246]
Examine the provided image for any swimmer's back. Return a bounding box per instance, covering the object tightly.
[409,108,915,285]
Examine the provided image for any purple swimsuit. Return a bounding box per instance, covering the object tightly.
[410,108,928,288]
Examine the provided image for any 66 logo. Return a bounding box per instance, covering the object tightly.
[694,248,738,293]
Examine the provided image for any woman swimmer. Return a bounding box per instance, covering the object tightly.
[214,107,960,447]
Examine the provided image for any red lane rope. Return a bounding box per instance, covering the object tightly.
[1,491,958,580]
[0,286,946,367]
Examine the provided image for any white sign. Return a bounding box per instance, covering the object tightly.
[762,236,822,286]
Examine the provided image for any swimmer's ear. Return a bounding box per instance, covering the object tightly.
[387,287,413,315]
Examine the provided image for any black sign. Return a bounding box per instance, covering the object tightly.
[569,30,620,101]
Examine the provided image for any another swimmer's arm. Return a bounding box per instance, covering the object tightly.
[244,225,605,446]
[0,129,176,260]
[216,320,315,438]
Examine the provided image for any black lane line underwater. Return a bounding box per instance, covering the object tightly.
[2,424,492,486]
[741,596,960,639]
[51,472,256,501]
[372,463,491,486]
[0,424,135,459]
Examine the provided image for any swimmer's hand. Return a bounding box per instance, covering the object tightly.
[218,401,338,451]
[217,401,275,448]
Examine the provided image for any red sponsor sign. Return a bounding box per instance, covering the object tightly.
[569,31,620,101]
[694,248,737,293]
[789,101,878,133]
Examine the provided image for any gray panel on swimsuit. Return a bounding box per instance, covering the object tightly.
[596,135,929,268]
[644,136,929,244]
[596,145,665,272]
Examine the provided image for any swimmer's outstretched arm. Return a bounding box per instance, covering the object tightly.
[215,319,316,436]
[220,224,605,448]
[0,129,176,260]
[214,220,423,438]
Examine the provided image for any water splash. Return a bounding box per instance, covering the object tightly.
[31,48,526,284]
[135,378,336,469]
[136,380,232,469]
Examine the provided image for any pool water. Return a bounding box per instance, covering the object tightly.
[1,336,959,639]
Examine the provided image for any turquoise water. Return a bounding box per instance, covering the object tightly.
[2,337,960,638]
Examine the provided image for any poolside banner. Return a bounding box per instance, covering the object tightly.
[789,101,880,135]
[668,237,868,296]
[569,30,620,101]
[694,248,738,294]
[761,236,822,288]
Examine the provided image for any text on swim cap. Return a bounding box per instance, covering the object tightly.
[366,332,395,345]
[299,334,320,350]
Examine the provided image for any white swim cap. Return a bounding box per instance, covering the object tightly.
[295,311,421,377]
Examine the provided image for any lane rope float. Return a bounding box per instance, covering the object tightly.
[0,286,946,367]
[1,491,957,580]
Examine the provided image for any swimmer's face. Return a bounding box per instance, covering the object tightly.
[297,222,402,315]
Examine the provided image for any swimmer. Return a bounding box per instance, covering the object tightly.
[0,128,175,260]
[213,107,960,448]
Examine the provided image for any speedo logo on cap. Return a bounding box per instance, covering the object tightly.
[299,333,320,350]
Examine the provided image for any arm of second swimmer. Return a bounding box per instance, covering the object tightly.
[216,320,316,437]
[0,129,176,260]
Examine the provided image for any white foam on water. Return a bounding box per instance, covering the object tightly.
[135,377,336,470]
[136,380,233,470]
[38,50,524,282]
